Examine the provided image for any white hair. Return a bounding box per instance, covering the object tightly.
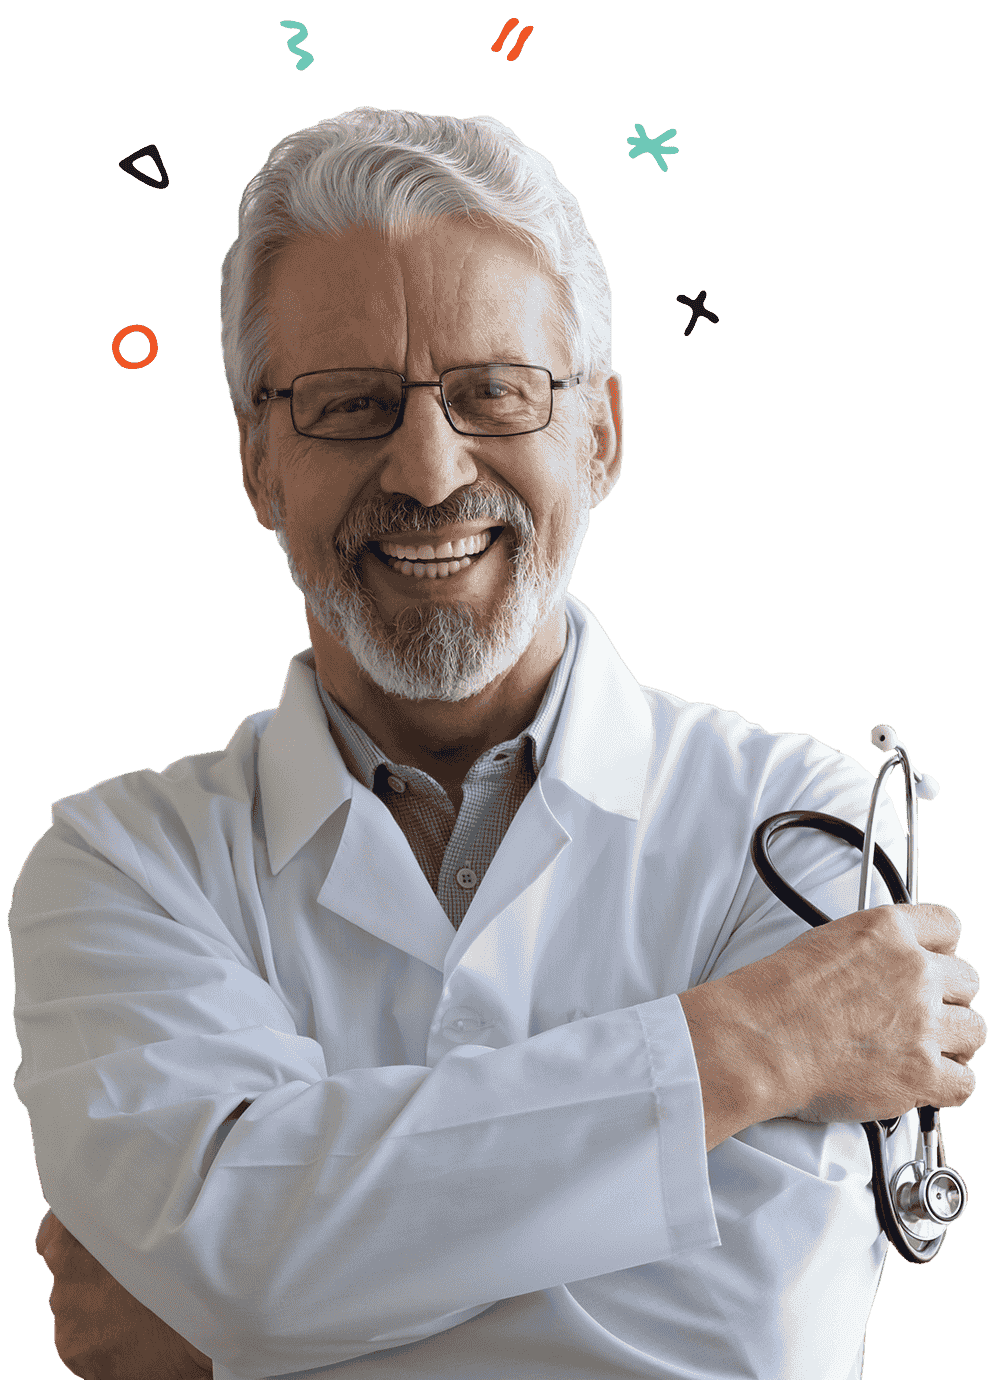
[220,108,613,456]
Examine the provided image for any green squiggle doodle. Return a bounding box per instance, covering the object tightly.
[280,20,314,70]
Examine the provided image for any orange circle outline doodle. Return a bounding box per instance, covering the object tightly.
[112,324,158,370]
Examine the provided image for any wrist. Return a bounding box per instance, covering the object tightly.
[678,970,788,1150]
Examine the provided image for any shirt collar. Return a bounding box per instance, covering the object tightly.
[313,612,578,790]
[259,596,651,874]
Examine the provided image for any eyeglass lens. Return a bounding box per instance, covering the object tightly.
[290,366,553,438]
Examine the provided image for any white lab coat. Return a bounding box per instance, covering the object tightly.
[10,595,916,1379]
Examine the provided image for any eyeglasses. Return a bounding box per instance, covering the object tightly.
[255,364,582,440]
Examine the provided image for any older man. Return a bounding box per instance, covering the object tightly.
[15,109,984,1380]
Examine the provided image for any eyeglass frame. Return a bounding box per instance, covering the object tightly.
[255,364,584,440]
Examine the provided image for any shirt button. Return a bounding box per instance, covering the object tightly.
[456,860,478,889]
[387,775,406,793]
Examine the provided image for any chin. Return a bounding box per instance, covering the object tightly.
[276,522,580,703]
[308,565,544,702]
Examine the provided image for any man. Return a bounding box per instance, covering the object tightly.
[15,109,985,1379]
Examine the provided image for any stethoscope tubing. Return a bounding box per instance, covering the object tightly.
[750,810,947,1262]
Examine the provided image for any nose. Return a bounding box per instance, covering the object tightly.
[376,384,479,509]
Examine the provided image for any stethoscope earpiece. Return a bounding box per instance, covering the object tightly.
[871,724,900,751]
[915,774,940,801]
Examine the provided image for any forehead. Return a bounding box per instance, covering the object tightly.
[265,220,569,376]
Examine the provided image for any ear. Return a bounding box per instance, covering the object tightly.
[586,372,623,505]
[239,414,278,530]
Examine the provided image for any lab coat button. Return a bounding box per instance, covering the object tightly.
[456,861,477,889]
[442,1006,493,1043]
[387,775,406,793]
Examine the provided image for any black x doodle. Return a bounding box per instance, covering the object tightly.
[676,290,719,336]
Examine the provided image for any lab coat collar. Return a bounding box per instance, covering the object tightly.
[544,596,651,821]
[258,596,652,875]
[259,650,355,875]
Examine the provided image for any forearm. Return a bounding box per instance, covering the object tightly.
[678,968,792,1152]
[37,1211,213,1378]
[33,998,714,1376]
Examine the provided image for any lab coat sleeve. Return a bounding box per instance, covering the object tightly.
[641,743,913,1380]
[10,800,717,1377]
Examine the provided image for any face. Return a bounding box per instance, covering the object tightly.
[242,220,620,702]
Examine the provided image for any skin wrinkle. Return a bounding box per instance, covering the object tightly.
[241,225,601,498]
[241,220,622,785]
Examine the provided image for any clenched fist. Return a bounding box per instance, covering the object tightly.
[680,902,987,1151]
[35,1211,212,1379]
[739,902,986,1124]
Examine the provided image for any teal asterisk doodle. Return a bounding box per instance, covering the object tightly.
[627,124,679,171]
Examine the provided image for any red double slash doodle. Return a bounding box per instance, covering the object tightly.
[488,17,529,61]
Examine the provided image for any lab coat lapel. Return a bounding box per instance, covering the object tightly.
[317,784,456,972]
[262,602,653,979]
[440,778,572,1032]
[444,601,653,1001]
[261,650,455,971]
[454,780,572,941]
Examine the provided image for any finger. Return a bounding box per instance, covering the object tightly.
[948,960,976,1004]
[37,1216,86,1277]
[941,1003,988,1060]
[901,903,962,955]
[940,954,980,1005]
[35,1210,54,1254]
[35,1211,76,1262]
[936,1055,977,1107]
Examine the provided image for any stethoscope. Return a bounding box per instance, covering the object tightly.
[751,725,968,1263]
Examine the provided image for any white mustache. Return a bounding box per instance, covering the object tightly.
[335,484,533,561]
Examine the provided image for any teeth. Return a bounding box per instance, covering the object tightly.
[379,530,493,561]
[387,555,476,578]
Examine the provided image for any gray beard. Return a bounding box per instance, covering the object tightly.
[272,483,589,702]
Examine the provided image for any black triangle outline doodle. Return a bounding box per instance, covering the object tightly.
[119,144,169,190]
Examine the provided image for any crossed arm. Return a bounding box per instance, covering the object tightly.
[36,1211,213,1379]
[32,905,984,1376]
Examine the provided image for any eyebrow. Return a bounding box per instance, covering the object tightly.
[323,355,544,373]
[439,355,539,371]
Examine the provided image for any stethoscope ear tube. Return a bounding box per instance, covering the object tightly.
[750,810,963,1263]
[750,811,910,927]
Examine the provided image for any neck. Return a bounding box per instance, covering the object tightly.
[309,602,568,787]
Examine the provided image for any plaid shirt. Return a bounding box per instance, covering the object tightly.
[315,613,578,929]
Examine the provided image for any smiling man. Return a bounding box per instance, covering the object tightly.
[254,219,608,808]
[13,109,985,1380]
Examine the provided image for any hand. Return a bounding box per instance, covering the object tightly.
[732,903,987,1124]
[36,1211,213,1379]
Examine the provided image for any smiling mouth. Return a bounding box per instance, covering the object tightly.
[366,526,505,580]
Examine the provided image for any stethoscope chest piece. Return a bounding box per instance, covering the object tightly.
[889,1160,968,1240]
